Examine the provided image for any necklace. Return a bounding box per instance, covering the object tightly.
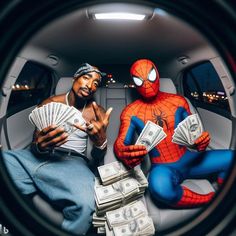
[65,91,87,114]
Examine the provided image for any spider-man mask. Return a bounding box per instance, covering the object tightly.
[130,59,160,100]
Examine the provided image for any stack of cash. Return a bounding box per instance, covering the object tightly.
[29,102,85,134]
[93,161,154,235]
[135,120,167,152]
[93,200,155,236]
[97,161,133,185]
[94,170,148,216]
[98,161,148,186]
[172,114,203,148]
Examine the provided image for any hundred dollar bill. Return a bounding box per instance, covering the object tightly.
[112,214,155,236]
[172,114,203,147]
[95,177,141,205]
[98,161,129,185]
[95,194,144,216]
[98,161,149,186]
[135,121,166,151]
[183,114,203,144]
[106,200,148,228]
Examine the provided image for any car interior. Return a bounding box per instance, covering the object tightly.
[0,2,235,235]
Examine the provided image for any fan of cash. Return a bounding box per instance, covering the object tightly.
[93,200,155,236]
[135,121,167,152]
[29,102,85,134]
[93,161,155,235]
[172,114,203,148]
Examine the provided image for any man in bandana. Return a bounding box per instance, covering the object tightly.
[3,63,113,235]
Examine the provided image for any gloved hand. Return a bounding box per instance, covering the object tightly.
[194,131,211,151]
[114,139,148,168]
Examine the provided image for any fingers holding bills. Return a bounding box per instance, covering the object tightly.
[135,121,167,152]
[37,126,68,149]
[172,114,204,149]
[29,102,86,136]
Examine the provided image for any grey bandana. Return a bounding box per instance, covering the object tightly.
[74,63,106,78]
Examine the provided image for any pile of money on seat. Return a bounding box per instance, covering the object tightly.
[93,200,155,236]
[93,161,155,235]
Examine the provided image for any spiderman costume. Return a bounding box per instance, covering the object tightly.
[114,59,234,207]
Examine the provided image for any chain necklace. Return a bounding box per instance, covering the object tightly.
[65,91,87,114]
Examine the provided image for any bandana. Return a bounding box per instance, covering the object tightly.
[74,63,106,78]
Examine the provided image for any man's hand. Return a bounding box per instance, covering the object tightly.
[114,139,148,168]
[194,131,211,152]
[35,125,69,151]
[74,102,113,147]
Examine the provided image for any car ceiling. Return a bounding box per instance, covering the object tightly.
[26,2,209,71]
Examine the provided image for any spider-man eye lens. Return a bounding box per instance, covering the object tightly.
[148,68,156,82]
[133,76,143,86]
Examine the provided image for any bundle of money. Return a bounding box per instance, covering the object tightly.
[135,121,167,152]
[93,200,155,236]
[94,170,148,216]
[172,114,203,148]
[111,214,155,236]
[98,161,147,186]
[106,200,148,229]
[93,161,154,235]
[92,213,106,228]
[29,102,85,134]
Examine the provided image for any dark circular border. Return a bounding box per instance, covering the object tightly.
[0,1,235,235]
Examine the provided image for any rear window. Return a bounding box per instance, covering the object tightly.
[183,61,230,118]
[7,61,52,115]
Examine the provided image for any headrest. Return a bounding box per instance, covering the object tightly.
[55,77,177,95]
[159,78,177,94]
[55,77,73,95]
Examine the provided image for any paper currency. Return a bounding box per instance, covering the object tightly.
[93,200,155,236]
[93,162,155,235]
[172,114,203,148]
[98,161,148,186]
[29,102,86,135]
[112,214,155,236]
[94,166,148,216]
[98,161,130,185]
[106,200,148,228]
[135,121,167,151]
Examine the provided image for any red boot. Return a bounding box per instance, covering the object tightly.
[174,186,215,208]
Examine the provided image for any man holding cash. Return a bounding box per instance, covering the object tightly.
[3,63,112,235]
[114,59,233,208]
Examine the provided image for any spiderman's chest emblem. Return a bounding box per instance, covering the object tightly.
[152,109,169,129]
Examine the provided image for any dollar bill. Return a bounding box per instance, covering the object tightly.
[112,214,155,236]
[172,114,203,148]
[98,161,130,185]
[135,120,167,152]
[29,102,86,135]
[98,161,149,186]
[106,200,148,229]
[94,169,148,215]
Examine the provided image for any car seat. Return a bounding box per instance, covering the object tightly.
[50,76,214,231]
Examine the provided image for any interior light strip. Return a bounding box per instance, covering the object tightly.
[94,12,146,20]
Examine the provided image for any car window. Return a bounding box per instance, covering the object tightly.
[183,61,230,118]
[7,61,52,115]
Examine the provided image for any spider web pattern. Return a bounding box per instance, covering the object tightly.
[131,59,160,99]
[116,92,191,164]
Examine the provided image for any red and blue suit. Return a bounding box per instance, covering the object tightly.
[114,59,234,207]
